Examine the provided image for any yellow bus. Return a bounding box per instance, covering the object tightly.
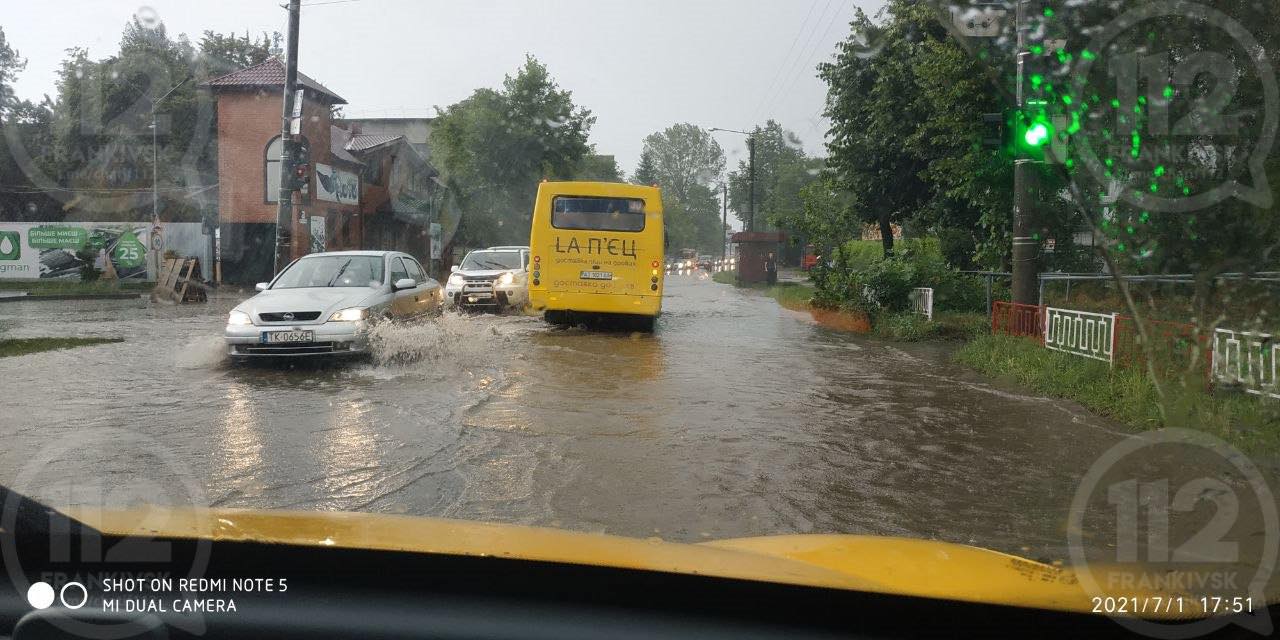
[528,181,664,331]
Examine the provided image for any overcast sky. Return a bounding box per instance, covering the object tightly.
[6,0,884,181]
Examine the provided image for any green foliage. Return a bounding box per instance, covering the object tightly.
[955,335,1280,453]
[0,337,124,358]
[726,120,814,230]
[873,312,987,342]
[1,20,277,223]
[936,228,976,270]
[431,56,595,246]
[632,123,726,254]
[813,237,988,313]
[573,154,622,182]
[820,1,1084,269]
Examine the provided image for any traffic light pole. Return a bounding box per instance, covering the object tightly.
[1011,0,1040,305]
[747,134,756,232]
[274,0,301,276]
[721,182,728,259]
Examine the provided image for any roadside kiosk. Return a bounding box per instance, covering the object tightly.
[731,231,786,285]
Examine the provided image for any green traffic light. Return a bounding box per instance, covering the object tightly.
[1024,122,1050,147]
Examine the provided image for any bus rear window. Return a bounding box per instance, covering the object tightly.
[551,196,646,232]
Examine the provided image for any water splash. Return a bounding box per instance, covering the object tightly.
[175,335,230,369]
[368,312,523,369]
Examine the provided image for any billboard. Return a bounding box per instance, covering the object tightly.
[0,222,204,281]
[315,163,359,205]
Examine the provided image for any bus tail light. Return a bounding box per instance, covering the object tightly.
[650,260,659,269]
[532,256,541,286]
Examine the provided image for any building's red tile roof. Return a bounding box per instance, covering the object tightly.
[329,125,364,166]
[201,57,346,104]
[345,134,402,152]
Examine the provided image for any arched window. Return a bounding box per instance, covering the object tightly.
[265,136,283,203]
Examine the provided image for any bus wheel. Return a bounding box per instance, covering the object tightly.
[544,310,570,326]
[633,316,656,333]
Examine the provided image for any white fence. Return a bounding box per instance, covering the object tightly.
[1211,329,1279,399]
[909,287,933,321]
[1044,307,1117,364]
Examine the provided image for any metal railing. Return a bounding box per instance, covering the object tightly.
[991,301,1044,344]
[910,287,933,321]
[1044,307,1117,365]
[1211,329,1279,399]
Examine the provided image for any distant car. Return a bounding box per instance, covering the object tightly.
[224,251,442,359]
[697,254,714,269]
[444,246,530,312]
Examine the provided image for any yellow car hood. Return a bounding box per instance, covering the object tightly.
[64,507,1217,617]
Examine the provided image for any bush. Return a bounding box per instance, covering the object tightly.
[815,236,995,315]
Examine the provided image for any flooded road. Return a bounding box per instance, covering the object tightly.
[0,272,1272,564]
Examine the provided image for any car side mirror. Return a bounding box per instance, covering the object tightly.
[393,278,416,291]
[255,282,269,292]
[450,265,459,273]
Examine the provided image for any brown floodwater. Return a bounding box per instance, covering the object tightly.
[1,270,1277,580]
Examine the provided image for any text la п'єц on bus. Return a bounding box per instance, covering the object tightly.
[527,181,664,331]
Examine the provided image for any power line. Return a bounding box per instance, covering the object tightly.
[750,0,821,124]
[754,0,838,123]
[779,0,850,124]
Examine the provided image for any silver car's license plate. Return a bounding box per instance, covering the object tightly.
[580,271,612,280]
[262,330,314,344]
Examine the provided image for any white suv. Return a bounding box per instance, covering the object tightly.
[444,246,530,312]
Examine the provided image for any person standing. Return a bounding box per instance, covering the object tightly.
[765,251,777,286]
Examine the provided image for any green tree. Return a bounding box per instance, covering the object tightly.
[29,18,277,222]
[820,6,934,258]
[0,27,61,221]
[726,120,810,231]
[632,123,726,253]
[573,153,622,182]
[431,56,594,246]
[635,123,724,202]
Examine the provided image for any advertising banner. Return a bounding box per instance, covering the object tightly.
[315,163,359,205]
[0,222,202,281]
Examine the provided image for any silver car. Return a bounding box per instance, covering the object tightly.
[443,246,530,312]
[224,251,442,358]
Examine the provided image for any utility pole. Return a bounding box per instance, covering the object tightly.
[721,182,728,259]
[708,127,757,233]
[1011,0,1040,305]
[150,75,189,278]
[274,0,302,276]
[747,133,756,232]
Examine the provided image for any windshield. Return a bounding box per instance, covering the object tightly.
[460,251,523,271]
[2,1,1278,634]
[272,256,384,289]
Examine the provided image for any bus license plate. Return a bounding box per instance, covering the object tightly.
[262,330,314,344]
[580,271,613,281]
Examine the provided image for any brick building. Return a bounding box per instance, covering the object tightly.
[202,59,446,284]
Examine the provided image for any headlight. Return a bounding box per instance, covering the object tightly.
[227,310,253,326]
[448,274,465,286]
[328,307,368,322]
[498,272,516,286]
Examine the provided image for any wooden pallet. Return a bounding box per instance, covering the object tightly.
[152,258,207,303]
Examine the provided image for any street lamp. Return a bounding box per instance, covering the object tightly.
[150,74,191,277]
[708,127,756,232]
